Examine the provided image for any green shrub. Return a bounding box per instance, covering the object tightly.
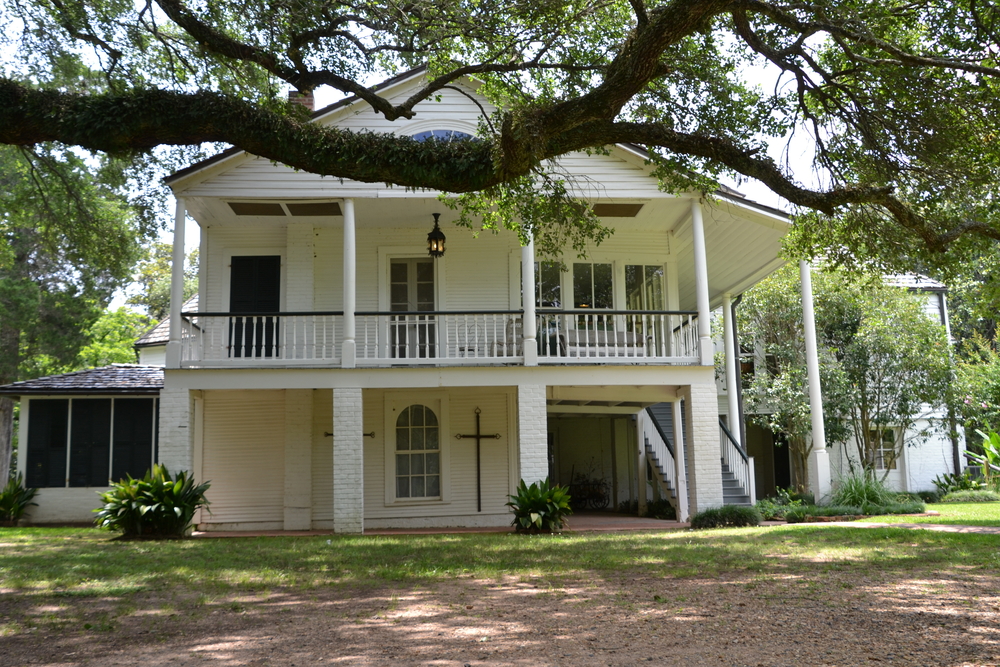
[755,488,804,520]
[832,473,899,507]
[933,471,985,494]
[784,501,925,522]
[506,478,573,533]
[914,490,941,504]
[94,465,210,538]
[689,505,761,529]
[0,474,38,525]
[643,498,677,520]
[940,489,1000,502]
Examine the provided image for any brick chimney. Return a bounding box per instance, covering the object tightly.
[288,90,314,112]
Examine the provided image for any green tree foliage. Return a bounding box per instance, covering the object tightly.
[0,145,145,482]
[739,265,952,489]
[4,1,1000,266]
[127,243,199,321]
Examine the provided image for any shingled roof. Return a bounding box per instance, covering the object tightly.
[134,294,199,348]
[0,365,164,397]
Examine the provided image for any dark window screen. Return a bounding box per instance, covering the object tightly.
[229,255,281,357]
[26,399,68,488]
[111,399,155,482]
[69,399,111,487]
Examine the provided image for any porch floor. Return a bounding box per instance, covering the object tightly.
[191,512,688,537]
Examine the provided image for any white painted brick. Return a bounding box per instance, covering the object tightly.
[684,382,724,513]
[284,389,313,530]
[517,384,548,485]
[332,387,364,533]
[158,387,193,473]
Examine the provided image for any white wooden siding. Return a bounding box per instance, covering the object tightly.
[362,387,512,521]
[202,390,285,524]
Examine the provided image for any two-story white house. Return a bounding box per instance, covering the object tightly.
[5,67,795,531]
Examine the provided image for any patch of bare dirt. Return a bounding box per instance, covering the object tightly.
[2,570,998,666]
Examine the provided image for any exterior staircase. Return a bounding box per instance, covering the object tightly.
[721,460,753,506]
[644,403,756,509]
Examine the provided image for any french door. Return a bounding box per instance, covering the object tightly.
[389,258,436,358]
[229,255,281,357]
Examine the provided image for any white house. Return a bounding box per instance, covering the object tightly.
[5,66,803,531]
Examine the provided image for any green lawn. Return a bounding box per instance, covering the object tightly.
[1,523,998,600]
[869,501,1000,526]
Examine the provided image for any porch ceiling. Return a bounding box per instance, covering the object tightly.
[184,190,788,307]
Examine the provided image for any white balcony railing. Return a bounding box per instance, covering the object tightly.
[536,310,699,363]
[355,311,523,364]
[180,312,341,365]
[178,310,700,367]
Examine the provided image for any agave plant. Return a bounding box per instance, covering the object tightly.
[0,474,38,526]
[94,465,210,538]
[506,478,572,533]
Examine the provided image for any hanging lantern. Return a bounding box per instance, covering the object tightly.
[427,212,446,258]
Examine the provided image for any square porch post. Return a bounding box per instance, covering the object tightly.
[284,389,313,530]
[682,382,724,513]
[332,387,364,533]
[671,400,690,522]
[517,385,547,484]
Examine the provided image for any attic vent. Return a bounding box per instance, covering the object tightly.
[286,202,342,217]
[592,203,644,218]
[228,202,286,216]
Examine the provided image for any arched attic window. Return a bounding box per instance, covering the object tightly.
[411,129,474,142]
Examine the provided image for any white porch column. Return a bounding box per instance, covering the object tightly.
[690,200,713,365]
[284,389,313,530]
[800,260,832,501]
[332,387,363,533]
[635,410,648,516]
[342,199,357,368]
[671,400,690,522]
[165,197,186,368]
[683,382,724,514]
[521,237,538,366]
[517,385,547,484]
[722,293,742,447]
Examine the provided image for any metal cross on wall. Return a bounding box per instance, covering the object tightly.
[455,407,501,512]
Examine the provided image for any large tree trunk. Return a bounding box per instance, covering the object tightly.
[0,314,20,483]
[0,397,11,483]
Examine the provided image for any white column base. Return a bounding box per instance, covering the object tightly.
[165,341,182,369]
[341,340,356,369]
[517,385,547,485]
[807,447,832,504]
[523,341,538,366]
[333,387,364,534]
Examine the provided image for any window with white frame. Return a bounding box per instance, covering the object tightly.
[572,263,613,309]
[870,429,898,470]
[624,264,665,310]
[535,261,562,308]
[25,397,159,488]
[395,404,441,498]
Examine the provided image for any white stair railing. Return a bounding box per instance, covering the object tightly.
[719,419,756,505]
[642,410,677,498]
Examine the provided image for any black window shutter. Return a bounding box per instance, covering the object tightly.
[230,256,281,313]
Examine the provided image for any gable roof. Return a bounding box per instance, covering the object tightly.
[163,66,429,187]
[134,294,199,348]
[0,365,164,397]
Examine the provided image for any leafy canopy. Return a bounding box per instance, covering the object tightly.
[4,1,1000,265]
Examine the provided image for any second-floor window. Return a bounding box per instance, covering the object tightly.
[573,263,613,309]
[625,265,664,310]
[535,261,562,308]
